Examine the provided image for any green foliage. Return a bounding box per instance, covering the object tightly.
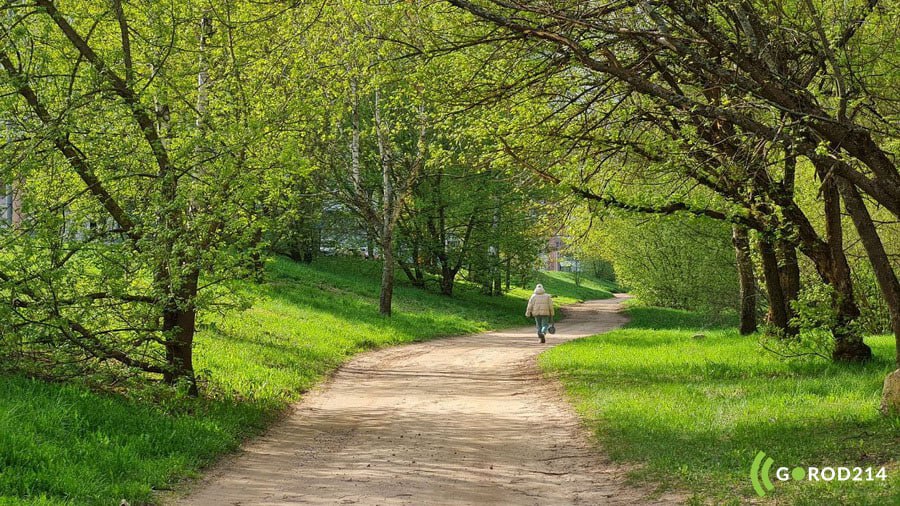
[773,283,843,359]
[290,0,561,298]
[0,0,896,500]
[0,257,612,504]
[584,258,617,284]
[849,250,897,336]
[791,162,898,337]
[541,307,899,504]
[0,0,317,385]
[588,213,740,313]
[435,0,900,364]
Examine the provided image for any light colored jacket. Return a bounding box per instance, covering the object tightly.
[526,288,554,317]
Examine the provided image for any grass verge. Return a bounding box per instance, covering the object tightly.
[0,257,612,505]
[540,305,900,505]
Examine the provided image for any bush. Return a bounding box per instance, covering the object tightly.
[593,214,739,313]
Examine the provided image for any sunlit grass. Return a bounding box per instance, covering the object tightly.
[194,258,612,403]
[0,377,255,505]
[537,269,621,297]
[540,306,900,504]
[0,257,613,505]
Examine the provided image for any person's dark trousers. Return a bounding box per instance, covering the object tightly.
[534,316,549,340]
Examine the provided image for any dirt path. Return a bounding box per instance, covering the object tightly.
[179,296,682,505]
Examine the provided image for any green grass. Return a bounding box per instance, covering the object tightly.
[0,257,613,505]
[534,270,622,298]
[194,259,611,403]
[540,306,900,505]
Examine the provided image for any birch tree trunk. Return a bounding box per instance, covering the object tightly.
[161,13,213,395]
[374,89,395,315]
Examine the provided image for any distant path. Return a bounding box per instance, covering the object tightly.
[179,295,682,505]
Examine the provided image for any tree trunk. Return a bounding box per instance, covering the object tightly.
[301,246,314,264]
[196,13,211,129]
[732,226,758,335]
[820,174,871,362]
[250,226,264,281]
[411,234,426,286]
[777,239,801,327]
[759,237,789,332]
[414,264,425,286]
[838,180,900,366]
[162,268,199,396]
[481,265,493,295]
[161,13,204,395]
[365,233,375,260]
[505,257,511,291]
[838,180,900,411]
[440,265,456,296]
[485,199,501,296]
[350,77,361,192]
[397,234,425,288]
[398,258,425,288]
[349,77,374,262]
[379,234,394,316]
[778,152,801,322]
[375,88,394,316]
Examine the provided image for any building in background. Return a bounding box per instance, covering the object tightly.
[0,183,22,226]
[545,235,563,271]
[543,234,580,273]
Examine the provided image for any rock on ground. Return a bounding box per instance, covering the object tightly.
[882,369,900,415]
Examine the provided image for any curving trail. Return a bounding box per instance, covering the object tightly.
[179,295,683,505]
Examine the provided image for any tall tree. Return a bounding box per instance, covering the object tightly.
[437,0,897,363]
[0,0,312,392]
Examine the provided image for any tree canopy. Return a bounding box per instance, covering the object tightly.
[0,0,897,399]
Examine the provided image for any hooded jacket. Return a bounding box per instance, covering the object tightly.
[525,285,554,317]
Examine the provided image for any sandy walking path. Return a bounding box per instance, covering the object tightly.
[179,296,682,505]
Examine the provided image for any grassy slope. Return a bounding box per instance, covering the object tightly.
[537,270,622,297]
[540,305,900,505]
[0,258,612,505]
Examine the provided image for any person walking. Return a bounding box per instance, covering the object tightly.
[525,283,554,343]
